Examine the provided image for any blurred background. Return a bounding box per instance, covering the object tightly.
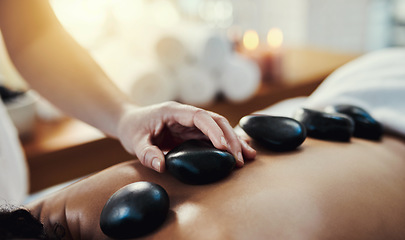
[1,0,404,108]
[48,0,404,53]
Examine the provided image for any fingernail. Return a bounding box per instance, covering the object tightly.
[237,152,243,164]
[221,136,227,148]
[243,140,255,151]
[152,158,161,172]
[241,140,249,148]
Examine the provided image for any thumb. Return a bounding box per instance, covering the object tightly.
[135,136,166,172]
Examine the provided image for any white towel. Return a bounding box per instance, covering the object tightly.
[154,23,232,74]
[176,65,218,107]
[219,53,261,103]
[129,70,178,107]
[198,34,232,73]
[0,99,28,205]
[155,35,189,70]
[257,48,405,138]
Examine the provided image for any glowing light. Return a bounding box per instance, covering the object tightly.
[112,0,145,24]
[152,0,180,28]
[267,28,283,48]
[49,0,110,50]
[243,30,259,50]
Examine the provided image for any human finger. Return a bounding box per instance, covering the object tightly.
[134,135,166,173]
[239,137,257,160]
[233,125,256,159]
[169,105,228,150]
[209,113,245,166]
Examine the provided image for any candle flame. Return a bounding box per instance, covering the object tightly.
[267,28,283,48]
[243,30,259,50]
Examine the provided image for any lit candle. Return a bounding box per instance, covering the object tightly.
[243,30,260,51]
[240,30,261,62]
[238,28,284,86]
[262,28,284,84]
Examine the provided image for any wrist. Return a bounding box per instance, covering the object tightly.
[103,99,140,139]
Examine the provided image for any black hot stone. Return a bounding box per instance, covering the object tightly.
[239,115,306,151]
[294,108,354,142]
[165,140,236,185]
[325,104,383,141]
[100,181,170,239]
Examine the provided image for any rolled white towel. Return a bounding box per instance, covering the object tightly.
[177,26,232,73]
[154,23,232,73]
[126,66,178,106]
[219,53,261,102]
[155,35,189,70]
[199,34,232,73]
[176,65,218,107]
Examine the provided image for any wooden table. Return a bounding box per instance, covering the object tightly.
[23,47,359,193]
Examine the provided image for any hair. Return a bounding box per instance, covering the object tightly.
[0,206,46,239]
[0,206,65,240]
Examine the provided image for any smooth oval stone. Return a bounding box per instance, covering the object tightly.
[325,104,383,141]
[239,115,306,151]
[165,140,236,185]
[100,182,170,239]
[294,108,354,142]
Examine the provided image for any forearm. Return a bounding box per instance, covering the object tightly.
[11,28,133,137]
[0,0,134,137]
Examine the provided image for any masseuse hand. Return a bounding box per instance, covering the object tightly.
[117,101,256,172]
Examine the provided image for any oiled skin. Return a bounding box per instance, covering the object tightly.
[28,136,405,240]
